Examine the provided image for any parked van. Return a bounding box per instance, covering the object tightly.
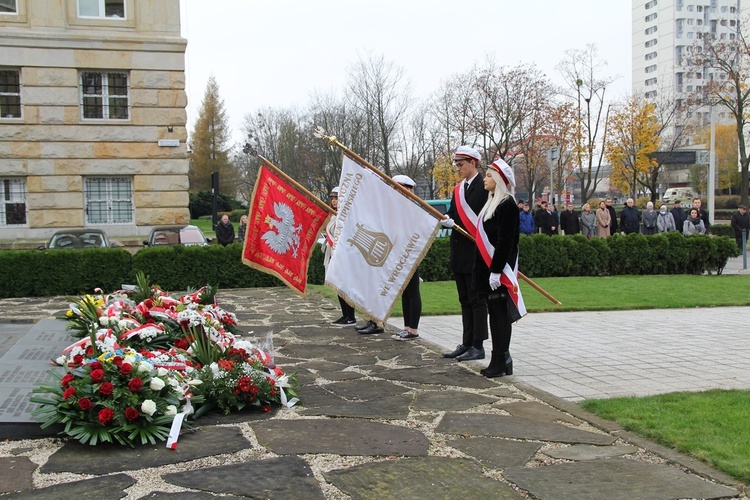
[662,187,694,204]
[426,199,452,238]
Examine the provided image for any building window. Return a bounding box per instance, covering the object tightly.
[80,71,129,120]
[77,0,125,18]
[645,51,658,60]
[1,178,27,226]
[645,77,658,86]
[730,6,736,13]
[0,69,21,118]
[645,13,657,22]
[645,26,658,35]
[677,0,683,10]
[85,177,133,224]
[645,90,658,98]
[645,0,658,8]
[0,0,16,13]
[687,18,694,25]
[687,5,693,11]
[645,65,657,73]
[645,39,658,47]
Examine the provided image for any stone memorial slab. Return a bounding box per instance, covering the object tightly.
[437,413,616,445]
[296,360,348,372]
[252,419,429,456]
[8,473,134,499]
[413,390,496,411]
[300,393,412,420]
[377,366,497,389]
[543,444,639,461]
[42,426,251,474]
[278,343,357,360]
[163,456,325,499]
[0,456,36,493]
[449,437,541,468]
[483,386,526,399]
[321,379,410,401]
[503,458,739,500]
[315,370,364,381]
[0,323,30,357]
[327,353,379,366]
[193,407,277,425]
[494,401,582,425]
[326,456,522,499]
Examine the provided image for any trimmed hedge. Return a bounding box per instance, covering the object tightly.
[0,233,741,298]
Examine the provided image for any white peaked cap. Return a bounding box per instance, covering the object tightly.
[453,145,481,161]
[392,174,416,187]
[489,158,515,189]
[330,186,339,196]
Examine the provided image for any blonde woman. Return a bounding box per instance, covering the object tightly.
[596,201,611,238]
[581,203,596,239]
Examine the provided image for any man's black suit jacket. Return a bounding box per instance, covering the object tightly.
[446,175,489,274]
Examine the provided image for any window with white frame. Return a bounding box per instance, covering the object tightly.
[645,39,658,47]
[0,0,16,13]
[80,71,129,120]
[1,178,27,226]
[645,13,657,22]
[77,0,125,18]
[645,78,658,86]
[0,69,21,118]
[645,65,657,73]
[645,51,658,60]
[646,26,657,35]
[84,177,133,224]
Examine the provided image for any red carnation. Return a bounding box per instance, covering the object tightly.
[89,369,105,383]
[73,354,84,365]
[88,361,102,371]
[262,404,271,413]
[128,377,143,392]
[61,373,75,388]
[98,381,114,396]
[78,398,93,411]
[98,408,114,425]
[174,338,189,350]
[218,359,234,371]
[62,387,76,400]
[112,356,123,367]
[120,363,133,375]
[124,406,139,421]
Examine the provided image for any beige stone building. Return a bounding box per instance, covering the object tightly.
[0,0,189,241]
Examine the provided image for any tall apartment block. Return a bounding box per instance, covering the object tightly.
[0,0,190,240]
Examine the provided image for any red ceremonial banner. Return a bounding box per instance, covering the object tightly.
[242,166,330,294]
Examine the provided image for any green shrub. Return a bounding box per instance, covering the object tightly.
[419,238,451,282]
[708,224,734,237]
[308,243,326,285]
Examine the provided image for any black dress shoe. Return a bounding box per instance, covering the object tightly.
[456,347,485,361]
[355,320,375,331]
[359,322,384,334]
[443,344,469,358]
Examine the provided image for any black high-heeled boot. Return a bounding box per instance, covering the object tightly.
[484,351,513,378]
[480,349,500,375]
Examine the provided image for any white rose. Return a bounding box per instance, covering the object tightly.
[138,361,153,373]
[150,377,166,391]
[157,367,169,377]
[209,362,220,377]
[55,356,68,366]
[141,399,157,416]
[99,317,109,326]
[165,405,177,416]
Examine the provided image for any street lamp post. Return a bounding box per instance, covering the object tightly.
[708,103,716,225]
[548,147,559,206]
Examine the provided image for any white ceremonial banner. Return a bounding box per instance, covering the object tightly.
[326,155,440,323]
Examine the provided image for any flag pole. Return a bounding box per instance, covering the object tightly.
[257,155,336,215]
[314,127,562,306]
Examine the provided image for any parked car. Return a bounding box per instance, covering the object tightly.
[662,187,695,204]
[143,225,211,247]
[39,229,119,250]
[426,199,452,238]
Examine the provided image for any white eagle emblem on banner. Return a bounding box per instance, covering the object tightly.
[262,202,301,257]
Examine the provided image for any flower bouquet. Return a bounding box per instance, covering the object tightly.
[32,272,298,447]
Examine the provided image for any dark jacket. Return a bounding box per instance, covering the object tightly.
[620,206,641,234]
[447,175,488,274]
[473,196,520,296]
[730,210,750,239]
[670,207,687,232]
[696,207,710,229]
[538,210,558,236]
[215,221,236,246]
[605,204,618,235]
[559,209,580,235]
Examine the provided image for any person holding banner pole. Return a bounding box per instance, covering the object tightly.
[474,159,526,378]
[323,187,357,327]
[440,146,489,361]
[391,175,422,341]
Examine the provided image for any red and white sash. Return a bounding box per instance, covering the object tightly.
[454,181,479,237]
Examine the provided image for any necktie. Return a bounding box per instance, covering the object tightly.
[464,181,469,193]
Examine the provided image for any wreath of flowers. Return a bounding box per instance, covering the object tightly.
[32,273,298,447]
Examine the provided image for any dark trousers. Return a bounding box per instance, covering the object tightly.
[338,296,355,320]
[485,292,512,354]
[454,272,488,348]
[402,271,421,329]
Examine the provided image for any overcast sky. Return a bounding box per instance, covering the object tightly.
[179,0,632,145]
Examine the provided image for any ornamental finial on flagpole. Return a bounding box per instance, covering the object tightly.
[313,126,337,145]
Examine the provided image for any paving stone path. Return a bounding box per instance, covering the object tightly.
[0,288,744,499]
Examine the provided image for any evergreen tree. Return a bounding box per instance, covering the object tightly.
[189,75,237,195]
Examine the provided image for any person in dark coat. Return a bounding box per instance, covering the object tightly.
[215,214,235,246]
[559,203,580,235]
[692,198,710,230]
[440,145,489,361]
[538,202,558,236]
[730,205,750,250]
[473,158,525,378]
[670,200,687,232]
[620,198,641,234]
[605,198,618,236]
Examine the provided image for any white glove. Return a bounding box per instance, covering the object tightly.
[440,217,455,228]
[489,273,501,291]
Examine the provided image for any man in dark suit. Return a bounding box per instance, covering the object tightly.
[538,203,558,236]
[605,198,618,236]
[559,203,580,235]
[440,146,489,361]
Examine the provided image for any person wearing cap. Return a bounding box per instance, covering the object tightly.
[390,174,422,341]
[440,145,489,361]
[324,186,357,327]
[670,200,687,232]
[730,205,750,250]
[474,158,524,378]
